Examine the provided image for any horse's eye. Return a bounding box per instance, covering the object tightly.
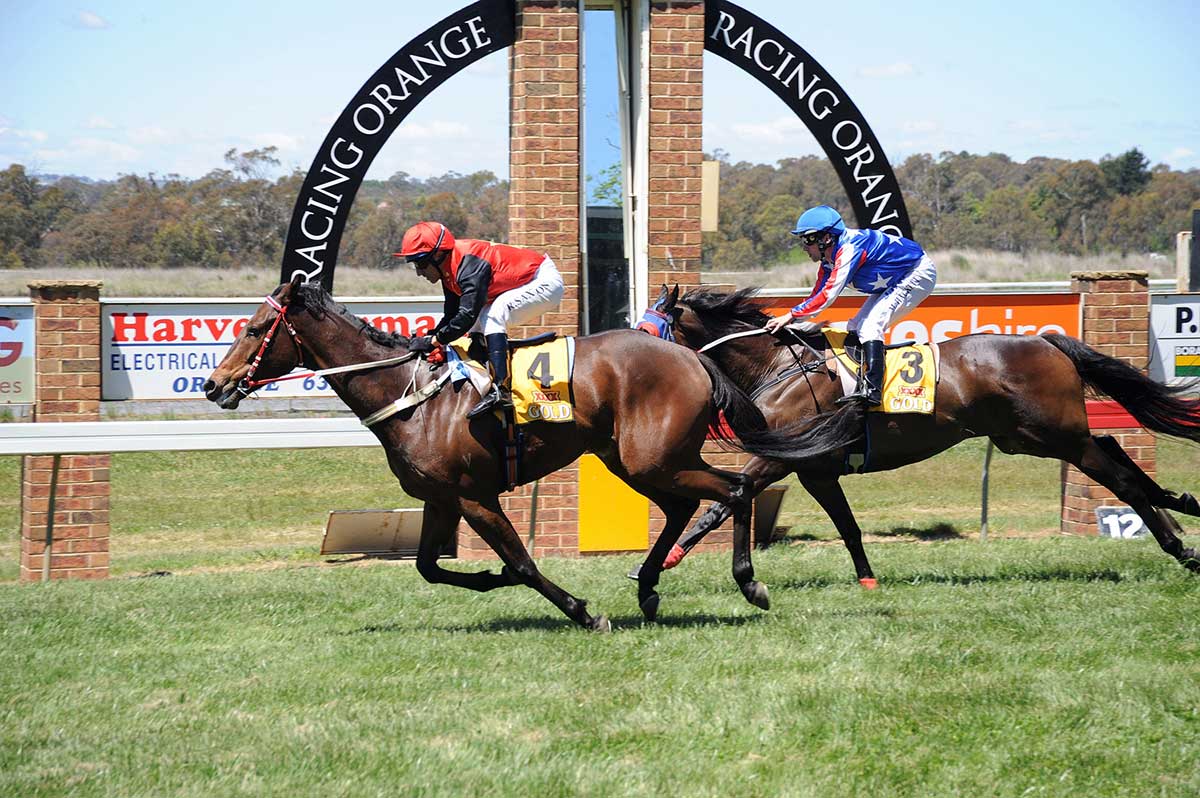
[245,327,261,338]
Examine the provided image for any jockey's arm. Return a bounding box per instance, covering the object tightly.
[432,285,458,339]
[433,255,492,344]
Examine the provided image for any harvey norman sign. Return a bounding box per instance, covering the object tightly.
[705,1,912,238]
[102,300,441,401]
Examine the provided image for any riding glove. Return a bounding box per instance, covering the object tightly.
[408,336,436,355]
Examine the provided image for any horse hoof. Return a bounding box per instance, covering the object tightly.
[639,593,660,622]
[742,581,770,611]
[1180,550,1200,573]
[859,577,879,590]
[589,615,612,633]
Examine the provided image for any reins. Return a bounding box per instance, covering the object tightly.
[687,318,835,403]
[238,293,419,394]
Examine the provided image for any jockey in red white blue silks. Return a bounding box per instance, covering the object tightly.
[763,205,937,406]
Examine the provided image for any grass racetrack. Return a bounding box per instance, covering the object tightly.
[1,439,1198,796]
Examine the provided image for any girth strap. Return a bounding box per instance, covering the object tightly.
[361,369,452,427]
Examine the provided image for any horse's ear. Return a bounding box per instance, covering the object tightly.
[668,284,680,306]
[289,273,305,290]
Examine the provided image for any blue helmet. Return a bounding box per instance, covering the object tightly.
[791,205,846,237]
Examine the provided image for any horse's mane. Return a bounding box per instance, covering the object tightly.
[679,287,770,340]
[294,281,411,349]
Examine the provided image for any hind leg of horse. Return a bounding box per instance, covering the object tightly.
[1094,435,1200,517]
[623,462,760,610]
[415,501,517,592]
[798,475,877,587]
[730,499,769,610]
[457,495,610,631]
[634,456,792,576]
[630,492,699,622]
[1072,437,1200,572]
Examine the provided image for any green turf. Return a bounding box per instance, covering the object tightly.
[1,537,1197,797]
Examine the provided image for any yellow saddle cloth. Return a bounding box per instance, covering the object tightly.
[823,329,939,414]
[510,337,576,424]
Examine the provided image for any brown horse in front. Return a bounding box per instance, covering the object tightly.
[203,279,830,630]
[636,286,1200,589]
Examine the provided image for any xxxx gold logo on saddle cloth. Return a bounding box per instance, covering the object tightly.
[823,329,940,414]
[511,337,576,424]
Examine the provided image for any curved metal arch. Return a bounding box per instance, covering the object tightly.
[704,1,912,238]
[279,0,516,290]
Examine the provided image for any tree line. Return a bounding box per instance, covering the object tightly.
[1,146,1196,272]
[708,148,1199,269]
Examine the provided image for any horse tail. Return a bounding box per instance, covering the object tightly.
[699,353,866,460]
[1043,333,1200,442]
[698,353,766,446]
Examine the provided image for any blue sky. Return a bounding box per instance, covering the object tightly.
[2,0,1197,183]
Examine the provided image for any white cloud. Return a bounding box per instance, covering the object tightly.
[0,127,48,142]
[246,133,304,153]
[901,120,939,134]
[86,116,116,130]
[1168,146,1195,160]
[73,11,110,29]
[392,120,472,141]
[66,137,140,162]
[729,116,807,144]
[856,62,915,79]
[129,125,170,145]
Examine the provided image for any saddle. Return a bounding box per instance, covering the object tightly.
[460,332,572,492]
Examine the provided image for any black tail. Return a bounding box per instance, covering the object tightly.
[699,354,865,460]
[1043,333,1200,442]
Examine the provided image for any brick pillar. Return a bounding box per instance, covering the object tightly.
[647,1,704,292]
[19,281,109,581]
[458,0,582,560]
[1061,271,1154,536]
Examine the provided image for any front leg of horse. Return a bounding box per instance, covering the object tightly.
[415,502,517,592]
[458,496,610,632]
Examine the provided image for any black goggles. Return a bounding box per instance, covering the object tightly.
[798,232,824,246]
[406,251,434,265]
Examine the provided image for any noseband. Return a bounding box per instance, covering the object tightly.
[237,294,306,397]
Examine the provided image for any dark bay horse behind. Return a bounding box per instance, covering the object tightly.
[203,279,832,630]
[638,286,1200,586]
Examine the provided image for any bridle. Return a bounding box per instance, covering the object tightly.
[235,291,422,402]
[237,294,308,398]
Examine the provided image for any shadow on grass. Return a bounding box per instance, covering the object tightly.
[350,612,767,635]
[778,522,965,544]
[774,567,1127,591]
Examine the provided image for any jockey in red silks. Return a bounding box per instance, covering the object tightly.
[764,206,937,406]
[394,221,564,419]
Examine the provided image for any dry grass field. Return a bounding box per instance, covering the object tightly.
[0,249,1179,298]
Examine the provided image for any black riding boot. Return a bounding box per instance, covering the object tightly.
[837,339,885,406]
[467,333,512,419]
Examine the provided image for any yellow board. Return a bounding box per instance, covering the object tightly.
[511,337,575,424]
[578,454,649,553]
[824,330,938,414]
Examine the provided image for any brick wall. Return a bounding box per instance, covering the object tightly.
[20,281,110,581]
[1061,271,1154,536]
[458,0,582,560]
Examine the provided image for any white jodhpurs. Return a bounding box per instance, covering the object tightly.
[471,257,564,337]
[847,255,937,342]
